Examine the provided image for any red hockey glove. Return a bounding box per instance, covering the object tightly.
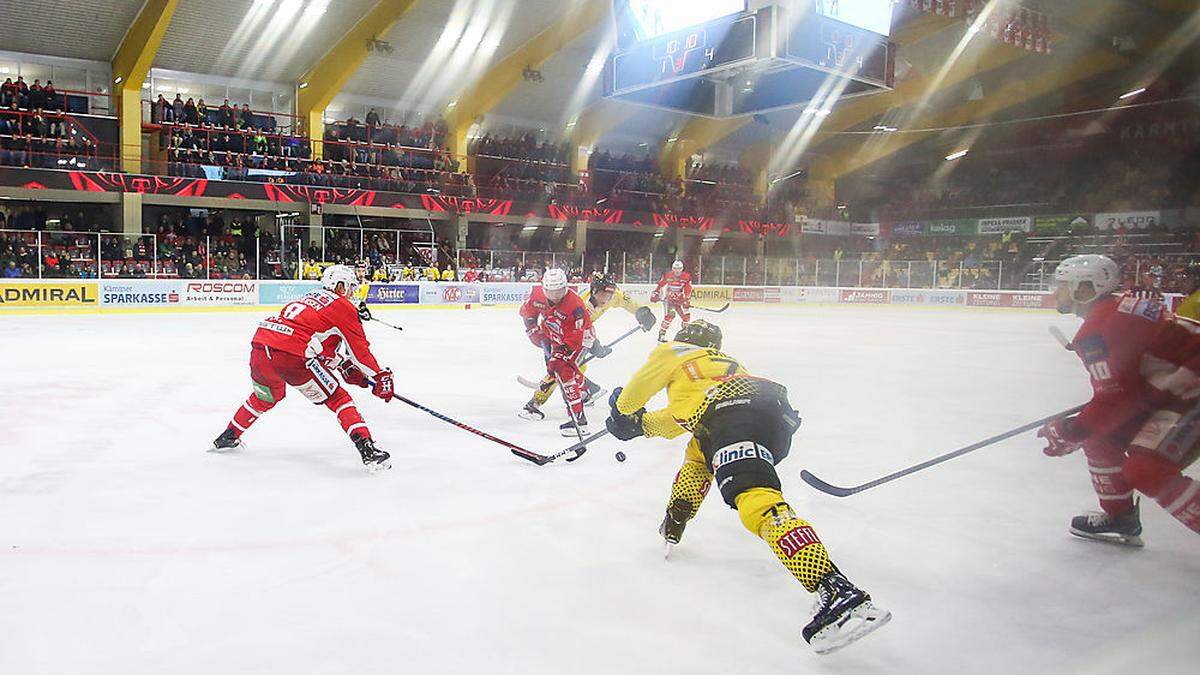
[650,290,661,303]
[527,326,547,348]
[337,361,370,388]
[1038,417,1086,457]
[371,369,395,402]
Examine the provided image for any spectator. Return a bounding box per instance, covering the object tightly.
[196,98,209,125]
[219,99,234,128]
[154,94,170,123]
[184,97,198,125]
[172,94,185,123]
[28,79,43,110]
[42,81,57,111]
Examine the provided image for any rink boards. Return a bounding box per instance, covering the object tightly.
[0,278,1186,313]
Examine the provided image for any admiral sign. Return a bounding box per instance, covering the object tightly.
[0,282,98,307]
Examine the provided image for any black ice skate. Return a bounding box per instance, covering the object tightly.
[659,498,694,559]
[1070,500,1143,547]
[559,412,588,437]
[355,436,391,472]
[518,400,545,421]
[582,380,607,408]
[803,569,891,655]
[208,427,245,453]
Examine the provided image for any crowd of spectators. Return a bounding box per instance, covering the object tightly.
[0,82,99,169]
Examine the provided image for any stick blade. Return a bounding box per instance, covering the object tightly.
[516,375,541,389]
[800,470,856,497]
[511,448,552,466]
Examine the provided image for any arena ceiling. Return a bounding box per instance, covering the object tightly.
[0,0,1193,173]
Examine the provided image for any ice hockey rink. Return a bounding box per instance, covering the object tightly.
[2,304,1197,675]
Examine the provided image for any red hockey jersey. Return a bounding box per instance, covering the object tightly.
[519,286,594,353]
[253,289,384,376]
[1072,293,1200,439]
[654,270,692,304]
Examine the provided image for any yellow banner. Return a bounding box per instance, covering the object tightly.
[692,286,732,302]
[0,282,99,307]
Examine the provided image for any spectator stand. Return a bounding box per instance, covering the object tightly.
[279,221,436,281]
[0,106,114,170]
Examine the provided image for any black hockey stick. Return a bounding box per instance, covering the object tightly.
[692,302,731,313]
[367,376,560,465]
[517,326,642,389]
[391,392,560,465]
[370,316,404,332]
[800,404,1087,497]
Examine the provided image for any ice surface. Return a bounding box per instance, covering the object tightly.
[1,305,1197,674]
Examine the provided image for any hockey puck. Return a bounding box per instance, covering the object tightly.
[615,451,626,462]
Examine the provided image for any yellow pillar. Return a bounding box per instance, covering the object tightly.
[111,0,179,175]
[295,0,422,159]
[442,0,609,156]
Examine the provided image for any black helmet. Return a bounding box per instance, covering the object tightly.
[590,272,617,296]
[674,320,722,350]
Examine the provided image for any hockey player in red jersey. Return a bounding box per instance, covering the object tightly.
[1039,254,1200,545]
[650,260,693,342]
[519,268,595,436]
[210,264,395,471]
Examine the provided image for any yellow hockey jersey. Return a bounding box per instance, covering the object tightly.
[1177,290,1200,321]
[616,342,752,439]
[580,287,642,323]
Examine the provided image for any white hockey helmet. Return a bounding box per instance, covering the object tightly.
[542,267,569,302]
[1053,255,1120,308]
[672,260,684,272]
[322,264,359,297]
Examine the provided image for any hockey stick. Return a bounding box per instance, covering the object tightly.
[1049,326,1074,351]
[691,302,731,313]
[370,316,404,332]
[558,429,610,459]
[517,326,643,389]
[366,376,559,465]
[800,404,1087,497]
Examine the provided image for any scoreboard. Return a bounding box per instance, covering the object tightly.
[610,12,761,95]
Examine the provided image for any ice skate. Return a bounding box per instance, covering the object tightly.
[518,400,545,421]
[559,412,588,437]
[208,427,245,453]
[659,498,694,559]
[1070,500,1144,547]
[582,380,606,408]
[803,569,891,655]
[355,437,391,473]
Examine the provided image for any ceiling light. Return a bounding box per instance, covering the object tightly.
[1118,87,1146,100]
[0,67,10,74]
[298,81,309,89]
[653,232,665,238]
[304,0,329,18]
[667,136,678,142]
[944,149,969,161]
[522,226,538,232]
[178,87,189,94]
[702,236,719,242]
[114,76,123,84]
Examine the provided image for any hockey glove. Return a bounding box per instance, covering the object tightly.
[590,341,612,359]
[1038,416,1086,457]
[337,361,370,389]
[635,306,655,332]
[357,301,373,322]
[371,369,395,403]
[605,388,645,441]
[650,291,661,303]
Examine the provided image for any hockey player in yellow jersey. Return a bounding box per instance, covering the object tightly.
[1176,266,1200,321]
[605,320,890,654]
[519,273,656,421]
